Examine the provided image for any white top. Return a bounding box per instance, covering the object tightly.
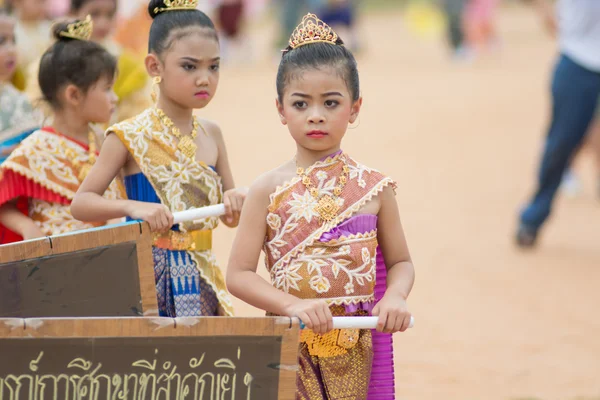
[558,0,600,72]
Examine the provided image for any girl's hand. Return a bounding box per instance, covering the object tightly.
[222,187,248,226]
[372,293,412,334]
[284,298,333,335]
[127,201,173,232]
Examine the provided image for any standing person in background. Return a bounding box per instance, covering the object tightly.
[516,0,600,247]
[216,0,247,62]
[441,0,469,59]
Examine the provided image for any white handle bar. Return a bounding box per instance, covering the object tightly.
[172,204,226,224]
[301,316,414,330]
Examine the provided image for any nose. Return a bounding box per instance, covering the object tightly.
[308,108,325,124]
[195,72,209,87]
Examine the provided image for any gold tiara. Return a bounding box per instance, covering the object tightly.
[59,15,93,41]
[289,13,338,50]
[154,0,199,14]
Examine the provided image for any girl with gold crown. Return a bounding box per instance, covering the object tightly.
[72,0,246,318]
[0,16,125,244]
[226,13,415,399]
[25,0,151,124]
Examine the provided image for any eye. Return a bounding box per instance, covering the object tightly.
[182,63,196,71]
[0,36,6,46]
[325,100,339,107]
[293,101,307,109]
[210,64,220,72]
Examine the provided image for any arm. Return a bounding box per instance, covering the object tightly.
[210,121,247,227]
[226,175,333,334]
[0,200,44,240]
[372,186,415,333]
[71,134,173,232]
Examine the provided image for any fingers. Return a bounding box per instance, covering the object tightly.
[223,194,233,223]
[376,312,388,333]
[313,302,330,335]
[399,313,412,333]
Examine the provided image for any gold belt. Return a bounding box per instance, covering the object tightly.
[153,229,212,251]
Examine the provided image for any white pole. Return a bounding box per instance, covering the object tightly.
[172,204,226,224]
[300,316,414,330]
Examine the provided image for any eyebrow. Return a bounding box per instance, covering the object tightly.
[180,56,221,63]
[291,91,344,98]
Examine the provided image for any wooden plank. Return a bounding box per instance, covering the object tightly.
[0,222,158,318]
[0,316,300,399]
[50,222,158,317]
[0,237,52,264]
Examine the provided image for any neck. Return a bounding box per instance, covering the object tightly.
[156,96,194,135]
[51,110,90,142]
[294,145,342,169]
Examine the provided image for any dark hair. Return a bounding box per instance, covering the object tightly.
[276,39,360,103]
[147,0,218,55]
[38,19,117,109]
[70,0,117,11]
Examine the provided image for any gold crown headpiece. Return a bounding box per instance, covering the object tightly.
[59,15,93,41]
[154,0,199,14]
[288,13,339,50]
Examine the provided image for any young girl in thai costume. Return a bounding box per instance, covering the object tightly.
[71,0,246,318]
[25,0,151,123]
[226,14,415,399]
[0,16,125,244]
[0,7,41,163]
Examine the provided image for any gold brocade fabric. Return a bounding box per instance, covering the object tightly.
[297,327,373,400]
[2,129,125,236]
[108,108,234,316]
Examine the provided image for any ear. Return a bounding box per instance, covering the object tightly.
[63,84,83,107]
[145,53,162,78]
[349,97,362,124]
[275,98,287,125]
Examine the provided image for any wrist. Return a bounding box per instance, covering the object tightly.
[121,200,135,217]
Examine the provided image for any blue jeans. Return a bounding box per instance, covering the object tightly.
[520,55,600,230]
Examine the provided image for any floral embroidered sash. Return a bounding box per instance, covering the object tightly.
[264,153,395,306]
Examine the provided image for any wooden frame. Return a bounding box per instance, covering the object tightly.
[0,316,300,399]
[0,222,158,317]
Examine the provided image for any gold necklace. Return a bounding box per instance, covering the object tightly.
[296,155,350,222]
[156,108,200,160]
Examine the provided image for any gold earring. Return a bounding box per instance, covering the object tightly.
[151,76,162,103]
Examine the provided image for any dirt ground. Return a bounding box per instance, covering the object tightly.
[203,4,600,399]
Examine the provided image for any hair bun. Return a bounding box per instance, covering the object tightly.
[52,20,73,41]
[148,0,166,19]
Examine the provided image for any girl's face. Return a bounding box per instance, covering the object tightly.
[151,29,220,110]
[277,67,361,154]
[77,74,118,124]
[0,16,17,82]
[74,0,117,42]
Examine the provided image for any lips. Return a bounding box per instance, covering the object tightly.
[307,130,328,138]
[195,91,210,98]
